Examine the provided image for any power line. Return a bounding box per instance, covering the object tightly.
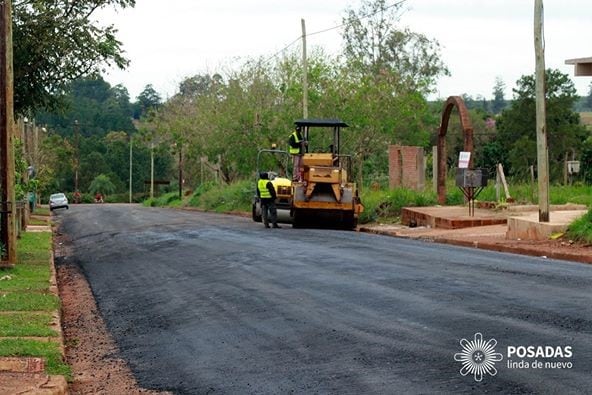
[308,0,408,38]
[263,0,409,64]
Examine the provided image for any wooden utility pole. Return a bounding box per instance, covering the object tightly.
[129,135,133,203]
[73,119,80,193]
[0,0,16,264]
[150,142,154,199]
[178,143,183,199]
[534,0,550,222]
[301,18,308,119]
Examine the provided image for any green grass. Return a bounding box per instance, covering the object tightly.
[566,208,592,244]
[0,339,70,377]
[0,231,71,378]
[143,191,183,207]
[193,180,252,213]
[32,206,50,216]
[29,218,49,226]
[360,188,438,223]
[17,232,52,263]
[0,312,57,337]
[0,263,51,291]
[0,292,60,311]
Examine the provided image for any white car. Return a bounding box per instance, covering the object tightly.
[49,193,69,211]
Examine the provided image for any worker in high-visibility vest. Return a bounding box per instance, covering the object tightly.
[257,172,280,228]
[288,126,306,182]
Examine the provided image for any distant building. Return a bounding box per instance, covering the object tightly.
[565,57,592,77]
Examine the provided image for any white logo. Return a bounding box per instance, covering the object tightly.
[454,332,503,382]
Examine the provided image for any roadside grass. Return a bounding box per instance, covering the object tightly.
[0,312,57,337]
[192,180,252,213]
[145,181,253,214]
[566,208,592,244]
[32,206,50,216]
[0,339,69,376]
[0,231,70,378]
[29,217,50,226]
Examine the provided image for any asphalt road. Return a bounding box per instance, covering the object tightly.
[55,204,592,394]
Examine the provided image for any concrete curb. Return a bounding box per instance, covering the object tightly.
[359,227,592,265]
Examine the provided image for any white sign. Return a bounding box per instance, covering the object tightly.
[458,152,471,169]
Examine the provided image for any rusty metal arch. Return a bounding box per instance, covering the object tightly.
[437,96,474,204]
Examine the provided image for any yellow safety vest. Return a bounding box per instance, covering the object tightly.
[258,179,272,199]
[289,131,302,155]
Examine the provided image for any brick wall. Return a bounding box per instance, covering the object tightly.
[388,145,425,190]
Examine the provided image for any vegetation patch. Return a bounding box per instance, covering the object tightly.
[0,232,70,378]
[0,312,57,337]
[566,208,592,244]
[0,292,59,311]
[0,339,70,377]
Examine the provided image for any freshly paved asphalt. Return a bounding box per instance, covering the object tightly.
[55,204,592,394]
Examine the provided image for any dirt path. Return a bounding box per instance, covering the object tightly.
[55,233,169,394]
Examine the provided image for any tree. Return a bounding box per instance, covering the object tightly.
[496,69,587,180]
[36,76,136,138]
[88,174,116,197]
[133,84,162,119]
[12,0,135,115]
[491,77,506,114]
[341,0,448,94]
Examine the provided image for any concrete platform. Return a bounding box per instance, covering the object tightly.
[401,204,588,232]
[506,210,587,240]
[401,206,508,229]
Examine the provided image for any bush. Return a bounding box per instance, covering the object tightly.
[191,180,253,213]
[143,192,181,207]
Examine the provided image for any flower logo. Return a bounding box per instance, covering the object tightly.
[454,332,503,382]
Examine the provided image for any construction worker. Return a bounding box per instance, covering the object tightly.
[257,172,280,229]
[288,126,306,181]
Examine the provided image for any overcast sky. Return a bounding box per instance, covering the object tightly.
[96,0,592,102]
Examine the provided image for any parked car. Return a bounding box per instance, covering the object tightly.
[49,193,69,211]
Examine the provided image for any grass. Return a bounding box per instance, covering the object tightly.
[0,339,70,376]
[0,231,71,379]
[32,206,50,216]
[193,180,252,213]
[29,217,49,226]
[145,181,253,214]
[566,208,592,244]
[0,292,60,311]
[359,188,437,223]
[0,312,57,337]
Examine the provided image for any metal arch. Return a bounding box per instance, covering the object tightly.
[437,96,474,204]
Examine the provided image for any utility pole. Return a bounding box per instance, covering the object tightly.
[129,135,133,203]
[150,142,154,199]
[73,119,80,193]
[301,18,308,119]
[0,0,16,265]
[178,143,183,199]
[534,0,550,222]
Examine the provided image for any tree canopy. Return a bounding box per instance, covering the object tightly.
[496,69,587,181]
[12,0,135,115]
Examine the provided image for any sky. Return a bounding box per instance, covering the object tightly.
[96,0,592,102]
